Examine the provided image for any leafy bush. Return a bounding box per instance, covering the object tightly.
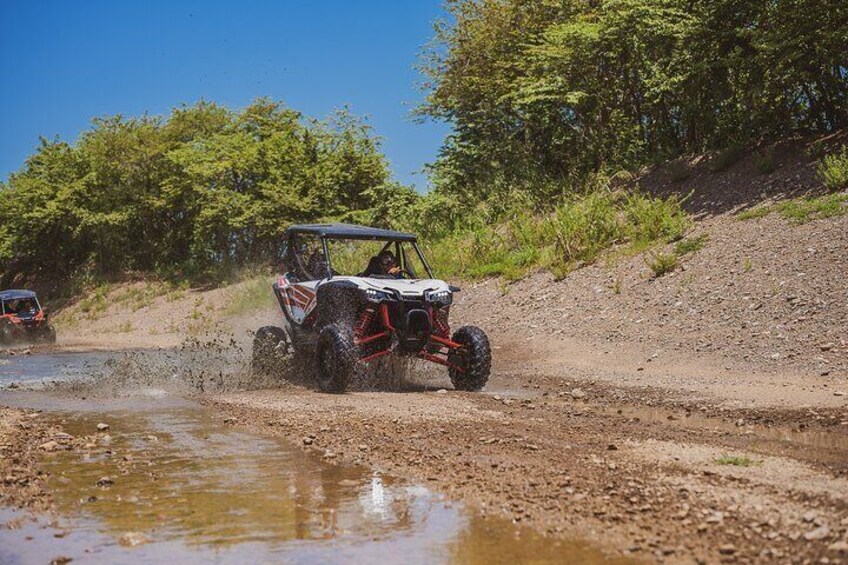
[715,455,755,467]
[78,284,112,318]
[776,193,848,224]
[645,252,678,278]
[736,193,848,224]
[805,139,828,161]
[736,206,771,221]
[623,192,690,244]
[674,234,709,256]
[818,146,848,191]
[425,189,690,281]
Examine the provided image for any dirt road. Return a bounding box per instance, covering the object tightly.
[208,335,848,564]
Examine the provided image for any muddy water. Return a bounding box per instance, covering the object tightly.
[0,350,115,387]
[1,354,637,564]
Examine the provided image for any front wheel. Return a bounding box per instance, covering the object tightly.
[448,326,491,392]
[252,326,290,375]
[0,323,15,346]
[316,325,356,393]
[40,325,57,344]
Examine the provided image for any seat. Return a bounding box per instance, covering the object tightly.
[361,256,382,277]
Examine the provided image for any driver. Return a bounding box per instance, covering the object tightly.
[378,250,404,279]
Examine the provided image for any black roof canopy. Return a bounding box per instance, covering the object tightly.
[0,289,37,301]
[286,223,417,242]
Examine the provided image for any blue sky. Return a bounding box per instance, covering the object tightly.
[0,0,450,190]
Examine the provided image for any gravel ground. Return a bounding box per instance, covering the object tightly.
[207,368,848,564]
[0,407,57,515]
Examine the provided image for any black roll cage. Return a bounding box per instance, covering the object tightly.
[0,297,42,316]
[286,235,434,280]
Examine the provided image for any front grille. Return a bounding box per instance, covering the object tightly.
[387,299,424,326]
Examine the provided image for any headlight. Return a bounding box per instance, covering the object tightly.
[365,288,392,302]
[428,290,452,305]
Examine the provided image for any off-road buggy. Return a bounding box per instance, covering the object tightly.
[252,223,491,393]
[0,289,56,345]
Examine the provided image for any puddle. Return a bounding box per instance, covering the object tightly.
[0,351,116,387]
[1,351,638,564]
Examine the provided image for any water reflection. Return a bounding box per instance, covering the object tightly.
[0,403,640,563]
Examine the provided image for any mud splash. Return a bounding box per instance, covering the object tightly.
[0,396,636,564]
[2,332,453,397]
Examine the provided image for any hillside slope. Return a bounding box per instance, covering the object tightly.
[456,136,847,407]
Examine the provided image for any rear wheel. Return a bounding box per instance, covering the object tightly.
[252,326,290,375]
[316,325,355,393]
[448,326,491,392]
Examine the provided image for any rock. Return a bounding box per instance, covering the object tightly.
[570,388,586,399]
[827,541,848,553]
[302,437,313,446]
[96,476,114,487]
[223,417,238,424]
[118,531,148,547]
[49,557,73,565]
[803,511,817,523]
[834,391,846,397]
[338,479,359,487]
[96,423,110,432]
[820,343,835,351]
[39,440,59,451]
[607,444,618,451]
[718,544,737,555]
[804,526,830,541]
[705,512,724,524]
[358,444,369,451]
[435,389,448,394]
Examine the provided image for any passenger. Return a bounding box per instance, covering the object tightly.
[378,251,404,279]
